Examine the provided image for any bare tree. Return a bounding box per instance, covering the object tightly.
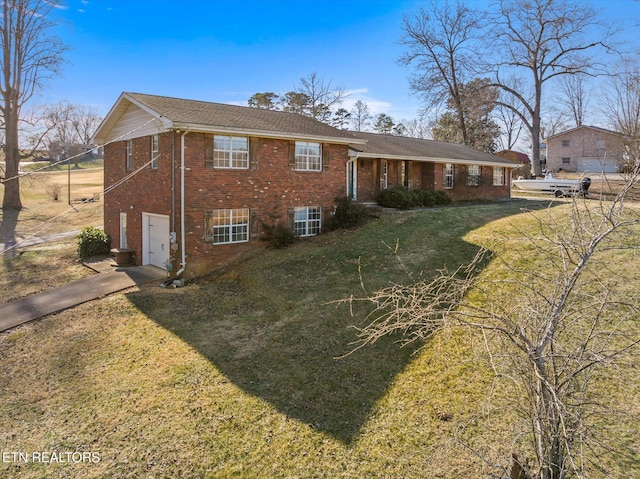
[559,74,591,127]
[603,58,640,168]
[293,71,346,122]
[343,163,640,477]
[350,100,371,132]
[495,89,526,151]
[1,0,67,210]
[41,102,102,166]
[400,118,431,139]
[399,0,484,147]
[540,107,570,141]
[488,0,614,176]
[70,104,102,146]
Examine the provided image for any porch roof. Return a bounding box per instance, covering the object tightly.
[349,132,519,168]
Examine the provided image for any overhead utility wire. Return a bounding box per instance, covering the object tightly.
[1,116,163,184]
[2,154,160,254]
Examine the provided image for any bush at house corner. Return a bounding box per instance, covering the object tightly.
[76,226,111,259]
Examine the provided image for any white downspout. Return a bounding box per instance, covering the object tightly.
[176,129,189,277]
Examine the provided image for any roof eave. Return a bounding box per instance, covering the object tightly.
[170,122,367,145]
[91,93,173,144]
[353,152,516,167]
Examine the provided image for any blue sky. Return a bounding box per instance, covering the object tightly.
[42,0,640,123]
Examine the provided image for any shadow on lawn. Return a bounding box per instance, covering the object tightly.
[128,200,559,445]
[0,208,20,257]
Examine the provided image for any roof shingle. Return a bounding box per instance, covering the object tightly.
[350,131,517,166]
[126,92,361,142]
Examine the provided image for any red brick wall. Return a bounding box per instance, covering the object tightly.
[433,163,511,202]
[105,131,349,278]
[105,132,512,278]
[354,159,511,203]
[184,134,348,277]
[104,132,174,266]
[356,159,377,202]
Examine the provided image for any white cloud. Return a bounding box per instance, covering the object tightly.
[44,0,68,9]
[341,88,398,116]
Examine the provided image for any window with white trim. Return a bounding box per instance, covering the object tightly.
[562,140,570,147]
[381,159,388,189]
[205,208,249,244]
[493,166,505,186]
[295,141,321,171]
[444,163,454,189]
[126,140,133,170]
[562,157,571,165]
[151,135,159,169]
[119,212,127,249]
[294,206,321,237]
[467,165,481,186]
[213,135,249,169]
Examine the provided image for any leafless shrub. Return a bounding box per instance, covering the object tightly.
[341,165,640,478]
[46,183,62,201]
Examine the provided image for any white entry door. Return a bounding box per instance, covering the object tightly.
[142,213,170,269]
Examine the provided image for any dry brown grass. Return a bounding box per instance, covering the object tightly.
[0,168,104,241]
[1,202,638,478]
[1,168,104,304]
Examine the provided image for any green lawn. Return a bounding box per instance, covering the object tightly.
[1,200,638,478]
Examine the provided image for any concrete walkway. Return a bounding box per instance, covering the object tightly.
[0,260,167,333]
[0,230,82,253]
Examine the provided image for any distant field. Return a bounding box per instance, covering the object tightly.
[0,167,103,241]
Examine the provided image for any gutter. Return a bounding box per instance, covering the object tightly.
[169,122,367,146]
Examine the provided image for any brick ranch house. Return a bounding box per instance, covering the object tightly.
[92,92,517,279]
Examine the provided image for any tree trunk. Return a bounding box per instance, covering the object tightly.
[2,108,23,210]
[530,85,543,177]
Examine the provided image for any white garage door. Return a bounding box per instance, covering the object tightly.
[142,213,170,269]
[577,159,617,173]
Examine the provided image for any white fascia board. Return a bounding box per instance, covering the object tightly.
[92,93,172,144]
[91,93,128,144]
[354,152,516,168]
[171,122,367,146]
[122,93,173,130]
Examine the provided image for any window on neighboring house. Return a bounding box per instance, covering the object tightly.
[295,141,322,171]
[493,166,505,186]
[212,135,249,169]
[126,140,133,170]
[562,157,571,165]
[467,165,481,186]
[562,140,570,147]
[151,135,159,169]
[294,206,321,237]
[205,208,249,244]
[444,164,454,189]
